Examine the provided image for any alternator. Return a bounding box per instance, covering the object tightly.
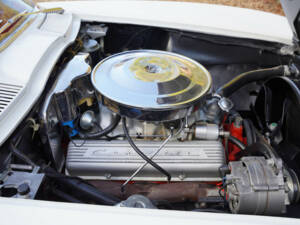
[225,157,299,215]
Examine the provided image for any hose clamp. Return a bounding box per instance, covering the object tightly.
[218,97,234,112]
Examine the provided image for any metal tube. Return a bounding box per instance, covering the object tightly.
[121,134,173,190]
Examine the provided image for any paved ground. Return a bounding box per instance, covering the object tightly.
[33,0,284,15]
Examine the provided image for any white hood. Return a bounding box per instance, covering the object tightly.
[39,1,293,45]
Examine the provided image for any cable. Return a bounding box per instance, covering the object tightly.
[83,115,121,139]
[121,133,173,191]
[218,176,228,207]
[121,27,153,50]
[269,99,288,141]
[92,122,124,141]
[122,117,171,181]
[69,136,86,147]
[10,142,37,167]
[104,134,126,140]
[216,65,287,97]
[228,135,246,151]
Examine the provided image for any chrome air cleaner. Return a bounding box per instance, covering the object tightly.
[92,50,212,121]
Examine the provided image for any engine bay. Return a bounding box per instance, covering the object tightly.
[2,22,300,217]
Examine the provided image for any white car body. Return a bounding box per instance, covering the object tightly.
[0,1,298,224]
[0,197,299,225]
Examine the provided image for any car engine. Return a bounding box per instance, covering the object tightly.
[3,23,300,217]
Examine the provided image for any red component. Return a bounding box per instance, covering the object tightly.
[228,122,246,161]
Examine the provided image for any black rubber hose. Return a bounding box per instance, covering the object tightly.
[51,188,82,203]
[44,167,120,205]
[228,135,246,151]
[84,115,121,139]
[248,119,257,144]
[216,65,286,97]
[9,142,120,205]
[122,117,171,181]
[242,119,253,146]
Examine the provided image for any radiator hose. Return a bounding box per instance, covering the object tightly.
[216,65,288,97]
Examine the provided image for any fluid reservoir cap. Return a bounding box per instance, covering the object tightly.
[91,50,212,110]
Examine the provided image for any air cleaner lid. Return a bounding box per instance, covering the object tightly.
[92,50,212,110]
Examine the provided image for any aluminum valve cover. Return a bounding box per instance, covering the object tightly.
[66,140,225,181]
[91,50,212,121]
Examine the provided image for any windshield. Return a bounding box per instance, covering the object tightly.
[0,0,35,29]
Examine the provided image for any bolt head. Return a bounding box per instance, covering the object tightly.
[17,183,30,195]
